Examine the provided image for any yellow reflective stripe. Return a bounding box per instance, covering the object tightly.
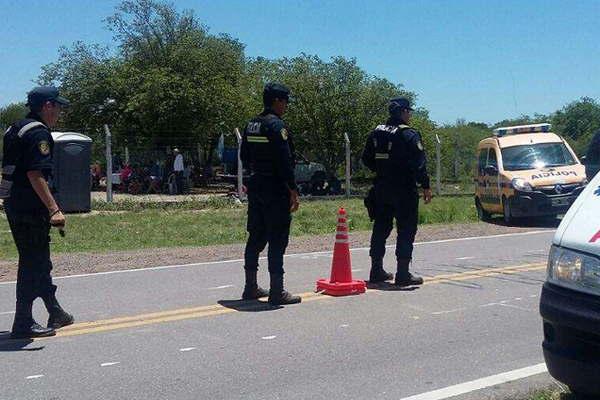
[247,136,269,143]
[375,153,389,159]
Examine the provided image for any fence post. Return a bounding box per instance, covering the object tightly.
[104,124,113,203]
[435,133,441,196]
[344,132,351,198]
[234,128,244,200]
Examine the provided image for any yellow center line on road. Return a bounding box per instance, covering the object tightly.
[35,262,546,340]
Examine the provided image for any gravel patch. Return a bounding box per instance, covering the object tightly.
[0,221,557,282]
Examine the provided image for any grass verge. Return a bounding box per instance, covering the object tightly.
[0,196,476,258]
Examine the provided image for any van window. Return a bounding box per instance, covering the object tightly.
[478,149,488,173]
[501,143,576,171]
[488,149,498,168]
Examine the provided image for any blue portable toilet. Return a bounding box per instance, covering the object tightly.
[51,132,93,213]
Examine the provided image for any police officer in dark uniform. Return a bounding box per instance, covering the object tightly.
[1,86,74,338]
[240,83,301,305]
[585,129,600,180]
[361,97,432,286]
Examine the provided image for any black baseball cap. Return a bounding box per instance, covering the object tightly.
[263,83,290,102]
[26,86,70,108]
[389,97,414,113]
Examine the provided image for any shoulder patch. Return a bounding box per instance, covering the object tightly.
[38,140,51,156]
[280,128,288,141]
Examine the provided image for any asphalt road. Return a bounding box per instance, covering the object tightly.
[0,229,558,400]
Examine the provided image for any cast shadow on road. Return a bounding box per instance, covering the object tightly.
[0,331,44,352]
[365,282,420,292]
[218,299,283,312]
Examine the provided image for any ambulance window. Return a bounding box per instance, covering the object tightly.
[478,149,488,173]
[501,143,576,171]
[488,149,498,168]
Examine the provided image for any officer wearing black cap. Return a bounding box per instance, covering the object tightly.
[1,86,74,338]
[361,97,432,286]
[240,83,301,305]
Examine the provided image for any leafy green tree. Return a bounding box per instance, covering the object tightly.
[0,103,28,161]
[246,54,418,173]
[551,97,600,155]
[0,103,28,130]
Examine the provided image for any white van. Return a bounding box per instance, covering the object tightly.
[540,169,600,396]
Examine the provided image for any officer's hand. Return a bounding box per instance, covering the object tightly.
[289,189,300,213]
[50,210,66,228]
[423,189,433,204]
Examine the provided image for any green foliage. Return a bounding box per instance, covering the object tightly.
[551,97,600,155]
[0,103,28,161]
[247,55,415,172]
[433,120,489,183]
[10,0,598,183]
[0,103,28,130]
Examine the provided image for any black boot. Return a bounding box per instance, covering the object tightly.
[241,269,269,300]
[43,295,74,329]
[369,258,394,283]
[394,258,424,287]
[268,273,301,305]
[11,302,56,339]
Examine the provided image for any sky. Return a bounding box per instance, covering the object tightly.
[1,0,599,125]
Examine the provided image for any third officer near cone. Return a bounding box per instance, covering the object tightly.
[362,97,432,286]
[240,83,301,305]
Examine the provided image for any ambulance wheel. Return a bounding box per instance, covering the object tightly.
[502,197,513,225]
[475,198,490,221]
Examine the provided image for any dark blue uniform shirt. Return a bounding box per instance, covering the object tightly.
[240,110,297,192]
[1,112,54,212]
[361,119,430,193]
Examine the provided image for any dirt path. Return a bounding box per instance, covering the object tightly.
[0,221,555,282]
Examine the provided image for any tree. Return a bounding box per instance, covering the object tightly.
[0,103,28,130]
[0,103,28,162]
[551,97,600,155]
[246,54,418,173]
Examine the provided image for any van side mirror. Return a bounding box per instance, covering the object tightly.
[484,165,498,175]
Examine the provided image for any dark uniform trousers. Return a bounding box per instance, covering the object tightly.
[244,176,291,275]
[369,185,419,261]
[4,203,57,305]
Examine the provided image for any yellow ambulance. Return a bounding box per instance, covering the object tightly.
[474,123,587,224]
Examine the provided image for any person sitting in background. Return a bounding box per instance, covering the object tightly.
[119,163,133,190]
[90,161,102,190]
[148,161,162,194]
[585,129,600,180]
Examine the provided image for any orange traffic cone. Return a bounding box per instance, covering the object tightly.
[316,208,366,296]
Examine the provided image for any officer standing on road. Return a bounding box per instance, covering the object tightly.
[1,86,74,338]
[585,129,600,180]
[240,83,301,305]
[362,97,432,286]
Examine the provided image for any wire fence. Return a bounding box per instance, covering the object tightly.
[93,126,476,202]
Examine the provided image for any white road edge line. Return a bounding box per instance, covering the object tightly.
[179,347,196,352]
[399,363,547,400]
[0,230,554,285]
[207,285,235,290]
[100,362,120,367]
